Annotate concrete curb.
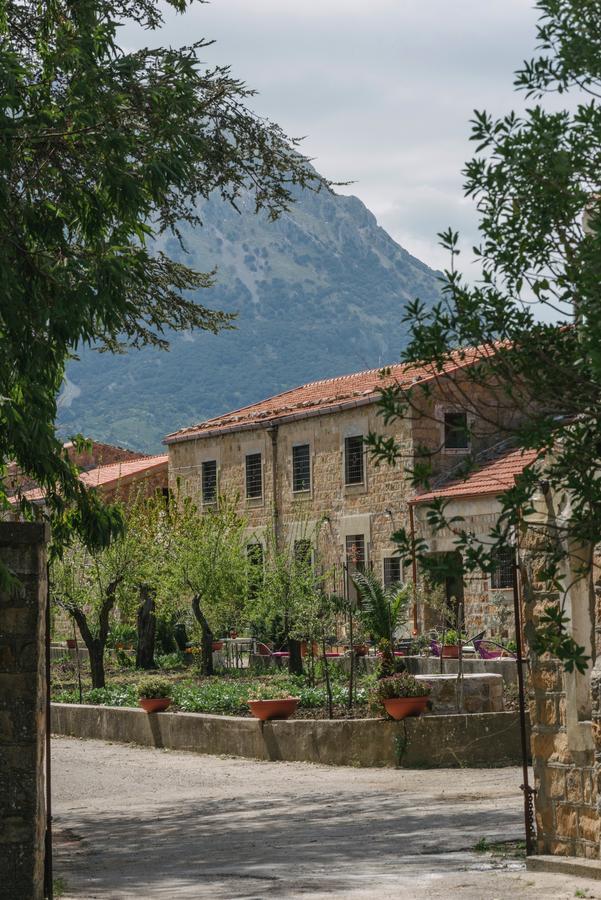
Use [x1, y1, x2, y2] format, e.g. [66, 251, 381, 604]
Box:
[51, 704, 527, 768]
[526, 856, 601, 880]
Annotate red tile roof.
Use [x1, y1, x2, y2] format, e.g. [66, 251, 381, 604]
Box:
[10, 455, 168, 505]
[165, 345, 493, 443]
[411, 444, 541, 504]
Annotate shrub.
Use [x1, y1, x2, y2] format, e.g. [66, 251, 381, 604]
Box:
[156, 652, 186, 670]
[369, 672, 430, 715]
[136, 677, 172, 699]
[247, 681, 299, 701]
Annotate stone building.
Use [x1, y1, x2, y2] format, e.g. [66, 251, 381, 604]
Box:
[412, 440, 601, 860]
[8, 451, 168, 513]
[165, 350, 527, 619]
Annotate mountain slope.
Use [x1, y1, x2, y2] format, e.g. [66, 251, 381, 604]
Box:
[58, 184, 441, 452]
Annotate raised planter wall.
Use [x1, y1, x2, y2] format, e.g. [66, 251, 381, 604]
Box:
[51, 703, 526, 768]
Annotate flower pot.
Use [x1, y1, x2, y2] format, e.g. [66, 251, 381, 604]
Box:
[354, 645, 368, 657]
[139, 698, 171, 713]
[212, 641, 224, 652]
[247, 698, 300, 721]
[441, 644, 460, 659]
[383, 696, 429, 720]
[66, 639, 77, 650]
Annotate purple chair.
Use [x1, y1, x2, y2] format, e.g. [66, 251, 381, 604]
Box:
[474, 639, 515, 660]
[430, 640, 441, 658]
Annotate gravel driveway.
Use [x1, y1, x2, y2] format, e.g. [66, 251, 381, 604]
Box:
[52, 736, 601, 899]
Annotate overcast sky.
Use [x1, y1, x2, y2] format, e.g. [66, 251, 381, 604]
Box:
[127, 1, 541, 271]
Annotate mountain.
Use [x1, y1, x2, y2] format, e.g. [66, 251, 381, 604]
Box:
[58, 183, 441, 452]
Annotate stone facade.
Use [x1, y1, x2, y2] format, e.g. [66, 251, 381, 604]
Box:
[518, 489, 601, 859]
[0, 522, 49, 900]
[412, 495, 516, 638]
[167, 374, 522, 619]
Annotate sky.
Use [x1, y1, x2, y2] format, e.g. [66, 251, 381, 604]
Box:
[126, 1, 541, 272]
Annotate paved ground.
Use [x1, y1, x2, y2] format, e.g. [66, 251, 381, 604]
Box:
[52, 736, 601, 899]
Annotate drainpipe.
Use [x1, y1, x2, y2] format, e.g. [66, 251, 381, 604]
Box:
[512, 525, 536, 856]
[409, 504, 419, 635]
[268, 426, 280, 551]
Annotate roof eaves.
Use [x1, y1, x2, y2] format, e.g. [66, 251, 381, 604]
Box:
[163, 394, 379, 444]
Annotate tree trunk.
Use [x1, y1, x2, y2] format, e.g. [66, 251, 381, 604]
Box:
[192, 595, 214, 676]
[288, 638, 303, 676]
[88, 639, 106, 689]
[66, 577, 121, 690]
[136, 584, 156, 669]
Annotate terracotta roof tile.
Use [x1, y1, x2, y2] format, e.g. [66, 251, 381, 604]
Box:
[411, 444, 541, 504]
[165, 345, 493, 443]
[10, 455, 168, 505]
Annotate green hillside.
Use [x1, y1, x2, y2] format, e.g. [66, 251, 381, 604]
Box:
[58, 183, 440, 452]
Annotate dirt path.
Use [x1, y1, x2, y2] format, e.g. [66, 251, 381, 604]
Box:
[52, 736, 600, 899]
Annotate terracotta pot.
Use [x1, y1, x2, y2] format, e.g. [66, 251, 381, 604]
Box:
[441, 644, 460, 659]
[247, 697, 300, 721]
[383, 696, 429, 720]
[354, 645, 368, 657]
[212, 641, 224, 651]
[66, 639, 77, 650]
[139, 697, 171, 713]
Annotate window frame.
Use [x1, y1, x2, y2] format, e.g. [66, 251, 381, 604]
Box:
[383, 556, 402, 587]
[245, 452, 263, 500]
[490, 546, 514, 590]
[344, 434, 365, 486]
[292, 443, 311, 493]
[201, 459, 218, 504]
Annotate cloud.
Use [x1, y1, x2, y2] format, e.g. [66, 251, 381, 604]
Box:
[123, 0, 542, 270]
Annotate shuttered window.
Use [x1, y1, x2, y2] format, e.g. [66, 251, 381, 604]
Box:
[201, 460, 217, 503]
[245, 453, 263, 499]
[344, 435, 364, 485]
[292, 444, 311, 492]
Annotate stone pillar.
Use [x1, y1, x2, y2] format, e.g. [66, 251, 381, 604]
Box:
[0, 522, 49, 900]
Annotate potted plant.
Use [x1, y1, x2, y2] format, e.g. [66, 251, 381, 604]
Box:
[441, 629, 465, 659]
[247, 682, 300, 721]
[370, 671, 431, 720]
[137, 676, 172, 713]
[66, 638, 77, 650]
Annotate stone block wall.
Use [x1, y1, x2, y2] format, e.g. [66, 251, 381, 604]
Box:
[0, 522, 49, 900]
[519, 496, 600, 859]
[528, 657, 598, 857]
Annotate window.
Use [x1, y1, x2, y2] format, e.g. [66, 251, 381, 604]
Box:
[491, 546, 514, 590]
[294, 539, 313, 569]
[344, 435, 364, 485]
[444, 412, 469, 450]
[292, 444, 311, 492]
[383, 557, 402, 586]
[346, 534, 365, 571]
[245, 453, 262, 499]
[201, 460, 217, 503]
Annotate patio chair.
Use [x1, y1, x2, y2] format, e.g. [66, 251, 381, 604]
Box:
[473, 638, 516, 660]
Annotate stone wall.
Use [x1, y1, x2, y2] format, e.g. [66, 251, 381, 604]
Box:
[168, 380, 524, 611]
[169, 403, 414, 588]
[413, 495, 517, 639]
[519, 490, 600, 859]
[52, 703, 526, 768]
[0, 522, 49, 900]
